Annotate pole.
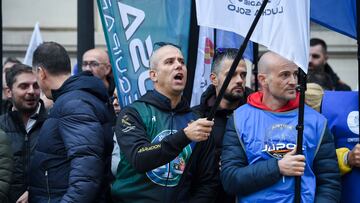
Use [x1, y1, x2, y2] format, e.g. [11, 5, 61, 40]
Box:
[207, 0, 269, 120]
[295, 68, 306, 203]
[357, 0, 360, 139]
[0, 0, 3, 114]
[77, 0, 95, 73]
[183, 1, 199, 103]
[253, 42, 259, 91]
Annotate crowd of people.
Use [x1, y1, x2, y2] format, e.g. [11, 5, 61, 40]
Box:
[0, 38, 357, 203]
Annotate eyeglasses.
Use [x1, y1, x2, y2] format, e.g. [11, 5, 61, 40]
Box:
[82, 61, 107, 68]
[153, 42, 182, 51]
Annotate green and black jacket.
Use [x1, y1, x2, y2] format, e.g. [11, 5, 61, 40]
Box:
[112, 90, 218, 203]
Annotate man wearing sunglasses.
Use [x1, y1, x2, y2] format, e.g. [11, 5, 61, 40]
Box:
[112, 44, 218, 202]
[309, 38, 351, 91]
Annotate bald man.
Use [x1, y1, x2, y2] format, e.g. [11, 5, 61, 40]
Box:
[221, 51, 341, 202]
[112, 44, 218, 202]
[82, 48, 116, 124]
[82, 48, 114, 94]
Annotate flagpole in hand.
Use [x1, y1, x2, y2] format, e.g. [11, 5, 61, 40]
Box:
[207, 0, 269, 121]
[295, 68, 307, 203]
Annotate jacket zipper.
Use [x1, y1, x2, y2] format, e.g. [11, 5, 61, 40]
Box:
[164, 112, 175, 203]
[45, 170, 51, 203]
[24, 133, 30, 188]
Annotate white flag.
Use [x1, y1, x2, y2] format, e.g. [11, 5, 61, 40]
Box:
[196, 0, 309, 73]
[23, 22, 43, 66]
[190, 26, 214, 107]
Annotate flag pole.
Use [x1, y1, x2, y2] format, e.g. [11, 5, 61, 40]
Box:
[356, 0, 360, 140]
[295, 68, 307, 203]
[207, 0, 269, 120]
[253, 42, 259, 91]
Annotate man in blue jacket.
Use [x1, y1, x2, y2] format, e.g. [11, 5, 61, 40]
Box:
[29, 42, 113, 202]
[221, 51, 341, 202]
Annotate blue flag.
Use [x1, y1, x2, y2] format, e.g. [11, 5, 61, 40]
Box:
[310, 0, 357, 39]
[322, 91, 359, 203]
[97, 0, 191, 107]
[216, 30, 254, 62]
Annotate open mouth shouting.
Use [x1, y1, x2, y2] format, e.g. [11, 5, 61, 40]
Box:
[173, 73, 185, 84]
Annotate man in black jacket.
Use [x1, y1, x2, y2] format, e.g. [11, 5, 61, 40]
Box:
[309, 38, 351, 91]
[29, 42, 113, 202]
[0, 63, 47, 203]
[112, 44, 217, 202]
[192, 48, 252, 203]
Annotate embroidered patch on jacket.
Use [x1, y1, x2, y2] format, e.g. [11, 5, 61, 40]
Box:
[146, 129, 192, 187]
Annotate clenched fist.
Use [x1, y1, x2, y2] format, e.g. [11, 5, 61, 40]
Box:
[183, 118, 214, 142]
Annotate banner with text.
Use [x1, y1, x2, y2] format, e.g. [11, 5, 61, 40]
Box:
[196, 0, 310, 73]
[97, 0, 191, 107]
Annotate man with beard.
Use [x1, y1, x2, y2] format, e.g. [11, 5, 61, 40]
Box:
[192, 48, 253, 203]
[0, 64, 47, 203]
[309, 38, 351, 91]
[112, 44, 218, 202]
[221, 51, 341, 202]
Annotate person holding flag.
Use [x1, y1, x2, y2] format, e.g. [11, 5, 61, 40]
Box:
[221, 51, 341, 202]
[112, 44, 218, 202]
[193, 48, 253, 203]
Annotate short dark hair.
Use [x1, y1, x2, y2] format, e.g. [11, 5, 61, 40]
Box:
[33, 41, 71, 75]
[3, 57, 21, 66]
[212, 48, 241, 75]
[310, 38, 327, 53]
[5, 63, 33, 89]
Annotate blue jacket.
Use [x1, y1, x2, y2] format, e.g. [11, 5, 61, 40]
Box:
[221, 104, 341, 203]
[29, 72, 113, 203]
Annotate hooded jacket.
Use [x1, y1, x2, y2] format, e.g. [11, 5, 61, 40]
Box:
[29, 71, 113, 203]
[112, 90, 218, 203]
[0, 100, 47, 202]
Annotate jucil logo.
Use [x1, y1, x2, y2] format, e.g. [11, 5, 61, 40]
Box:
[262, 124, 297, 159]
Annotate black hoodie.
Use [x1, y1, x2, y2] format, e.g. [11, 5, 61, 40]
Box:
[113, 90, 218, 203]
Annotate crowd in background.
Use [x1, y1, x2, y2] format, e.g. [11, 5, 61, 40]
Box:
[0, 37, 357, 203]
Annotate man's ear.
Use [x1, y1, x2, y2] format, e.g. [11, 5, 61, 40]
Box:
[258, 73, 267, 88]
[149, 69, 157, 82]
[210, 73, 218, 87]
[38, 67, 47, 80]
[104, 63, 112, 75]
[4, 87, 11, 99]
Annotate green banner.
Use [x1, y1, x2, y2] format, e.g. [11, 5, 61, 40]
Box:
[97, 0, 191, 107]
